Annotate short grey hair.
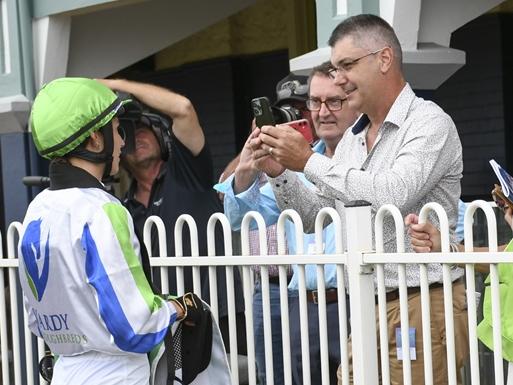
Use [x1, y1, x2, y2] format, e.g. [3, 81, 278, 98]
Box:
[307, 61, 333, 88]
[328, 14, 402, 66]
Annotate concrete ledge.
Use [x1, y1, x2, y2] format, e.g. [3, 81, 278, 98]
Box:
[290, 43, 466, 90]
[0, 94, 31, 133]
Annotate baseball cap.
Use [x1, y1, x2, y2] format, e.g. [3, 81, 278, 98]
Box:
[275, 73, 309, 106]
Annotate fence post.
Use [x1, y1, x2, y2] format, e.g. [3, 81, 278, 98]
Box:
[344, 201, 378, 385]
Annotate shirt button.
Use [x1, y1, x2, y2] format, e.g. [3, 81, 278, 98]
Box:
[275, 183, 280, 187]
[283, 180, 287, 184]
[284, 201, 288, 204]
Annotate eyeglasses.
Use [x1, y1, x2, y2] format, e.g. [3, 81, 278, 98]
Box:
[328, 47, 388, 79]
[306, 97, 345, 111]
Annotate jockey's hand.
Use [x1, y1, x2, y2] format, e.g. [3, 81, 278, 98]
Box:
[170, 293, 204, 326]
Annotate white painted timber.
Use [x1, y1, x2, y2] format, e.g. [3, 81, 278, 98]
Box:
[32, 15, 71, 89]
[0, 94, 30, 133]
[66, 0, 255, 78]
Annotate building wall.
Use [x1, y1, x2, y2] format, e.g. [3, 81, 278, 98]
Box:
[154, 0, 316, 71]
[433, 13, 509, 200]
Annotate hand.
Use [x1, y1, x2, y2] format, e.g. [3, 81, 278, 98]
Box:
[249, 127, 286, 177]
[505, 207, 513, 230]
[95, 78, 121, 90]
[404, 214, 441, 253]
[234, 130, 261, 193]
[170, 300, 185, 320]
[170, 293, 204, 326]
[257, 124, 314, 172]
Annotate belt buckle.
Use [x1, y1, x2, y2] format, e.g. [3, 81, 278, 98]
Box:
[312, 290, 318, 304]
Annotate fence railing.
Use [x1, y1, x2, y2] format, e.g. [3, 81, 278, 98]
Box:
[0, 200, 512, 385]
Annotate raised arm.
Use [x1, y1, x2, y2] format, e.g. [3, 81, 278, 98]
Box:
[305, 114, 461, 210]
[97, 79, 205, 155]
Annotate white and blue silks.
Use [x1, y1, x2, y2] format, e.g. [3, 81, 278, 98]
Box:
[19, 186, 177, 382]
[19, 184, 231, 384]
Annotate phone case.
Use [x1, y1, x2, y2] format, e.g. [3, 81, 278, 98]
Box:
[287, 119, 314, 144]
[251, 97, 275, 128]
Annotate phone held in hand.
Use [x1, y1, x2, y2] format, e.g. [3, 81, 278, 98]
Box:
[490, 159, 513, 210]
[284, 119, 314, 144]
[251, 97, 275, 128]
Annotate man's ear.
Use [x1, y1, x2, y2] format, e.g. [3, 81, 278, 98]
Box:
[379, 46, 394, 74]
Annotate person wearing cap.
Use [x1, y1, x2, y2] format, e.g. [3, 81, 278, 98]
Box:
[18, 77, 191, 384]
[215, 62, 359, 385]
[97, 79, 247, 357]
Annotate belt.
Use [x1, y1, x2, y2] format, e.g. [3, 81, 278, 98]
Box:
[306, 289, 338, 304]
[377, 282, 444, 304]
[268, 275, 292, 285]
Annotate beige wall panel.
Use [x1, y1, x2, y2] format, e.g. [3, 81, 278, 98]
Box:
[155, 0, 290, 70]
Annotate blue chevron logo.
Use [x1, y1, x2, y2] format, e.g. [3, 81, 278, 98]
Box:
[21, 219, 50, 302]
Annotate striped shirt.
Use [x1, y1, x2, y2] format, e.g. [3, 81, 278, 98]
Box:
[270, 84, 464, 289]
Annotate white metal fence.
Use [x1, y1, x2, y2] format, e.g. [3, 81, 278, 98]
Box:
[0, 200, 512, 385]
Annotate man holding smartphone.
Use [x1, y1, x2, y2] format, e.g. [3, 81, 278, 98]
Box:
[216, 62, 359, 385]
[252, 14, 467, 385]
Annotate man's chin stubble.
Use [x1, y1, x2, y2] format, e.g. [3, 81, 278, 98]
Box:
[123, 154, 160, 172]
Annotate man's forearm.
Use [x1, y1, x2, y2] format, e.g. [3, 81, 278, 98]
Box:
[99, 78, 204, 155]
[233, 166, 260, 194]
[99, 79, 190, 118]
[269, 170, 332, 233]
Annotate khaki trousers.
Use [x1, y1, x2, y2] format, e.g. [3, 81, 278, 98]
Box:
[338, 281, 469, 385]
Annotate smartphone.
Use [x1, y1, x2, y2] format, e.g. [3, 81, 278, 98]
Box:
[251, 97, 275, 128]
[285, 119, 314, 144]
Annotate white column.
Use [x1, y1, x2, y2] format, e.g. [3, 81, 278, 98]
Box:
[344, 201, 378, 385]
[32, 15, 70, 90]
[380, 0, 422, 51]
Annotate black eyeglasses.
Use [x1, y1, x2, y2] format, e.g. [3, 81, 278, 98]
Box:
[328, 47, 388, 79]
[306, 97, 345, 111]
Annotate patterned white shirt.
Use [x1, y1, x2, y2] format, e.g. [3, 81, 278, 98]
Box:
[269, 83, 464, 289]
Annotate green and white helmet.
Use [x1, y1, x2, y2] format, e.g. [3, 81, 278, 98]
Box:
[30, 77, 130, 159]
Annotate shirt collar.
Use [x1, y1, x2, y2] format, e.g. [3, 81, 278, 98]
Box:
[312, 140, 326, 154]
[382, 83, 415, 128]
[125, 161, 167, 202]
[351, 83, 415, 134]
[49, 160, 106, 190]
[351, 114, 371, 135]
